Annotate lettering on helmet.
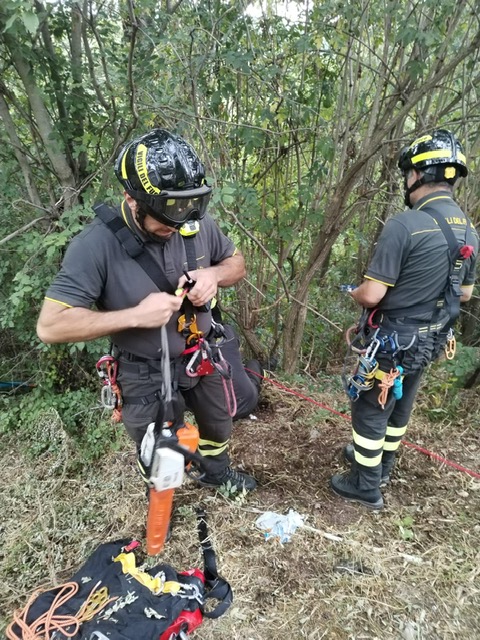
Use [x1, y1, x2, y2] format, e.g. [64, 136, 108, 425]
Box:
[410, 134, 432, 147]
[135, 144, 161, 194]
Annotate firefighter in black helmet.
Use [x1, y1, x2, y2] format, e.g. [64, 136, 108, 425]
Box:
[331, 129, 478, 509]
[37, 128, 258, 492]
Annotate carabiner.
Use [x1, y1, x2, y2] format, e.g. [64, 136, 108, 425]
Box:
[445, 328, 456, 360]
[185, 349, 202, 377]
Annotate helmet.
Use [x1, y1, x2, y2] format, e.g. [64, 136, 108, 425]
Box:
[398, 129, 468, 207]
[398, 129, 468, 179]
[114, 129, 212, 227]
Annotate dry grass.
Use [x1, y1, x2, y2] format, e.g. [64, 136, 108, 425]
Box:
[1, 376, 479, 639]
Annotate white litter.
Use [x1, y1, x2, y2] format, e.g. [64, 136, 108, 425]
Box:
[255, 509, 304, 543]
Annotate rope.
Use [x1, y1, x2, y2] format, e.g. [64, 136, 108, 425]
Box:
[377, 368, 400, 410]
[245, 368, 480, 480]
[6, 581, 116, 640]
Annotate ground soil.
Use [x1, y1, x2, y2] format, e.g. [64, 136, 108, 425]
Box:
[1, 371, 479, 639]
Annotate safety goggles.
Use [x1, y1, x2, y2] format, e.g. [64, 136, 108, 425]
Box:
[129, 185, 212, 227]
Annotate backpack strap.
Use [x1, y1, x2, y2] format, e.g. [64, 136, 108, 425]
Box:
[94, 203, 175, 294]
[196, 508, 233, 619]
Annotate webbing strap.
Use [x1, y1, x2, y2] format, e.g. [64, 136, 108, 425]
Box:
[418, 204, 473, 323]
[421, 208, 461, 258]
[183, 234, 198, 272]
[196, 509, 233, 619]
[94, 203, 175, 294]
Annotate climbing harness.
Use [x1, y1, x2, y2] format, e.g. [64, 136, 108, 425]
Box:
[94, 203, 236, 416]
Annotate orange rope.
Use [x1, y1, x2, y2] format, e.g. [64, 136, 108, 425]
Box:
[377, 368, 400, 410]
[6, 581, 116, 640]
[111, 382, 123, 423]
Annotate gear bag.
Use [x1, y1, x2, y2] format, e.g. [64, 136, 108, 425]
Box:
[7, 511, 232, 640]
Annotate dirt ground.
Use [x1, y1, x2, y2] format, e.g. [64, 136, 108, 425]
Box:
[1, 373, 479, 639]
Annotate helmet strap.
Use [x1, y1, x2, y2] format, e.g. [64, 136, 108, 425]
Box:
[403, 166, 456, 207]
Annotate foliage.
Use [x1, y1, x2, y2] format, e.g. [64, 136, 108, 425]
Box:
[419, 343, 479, 420]
[0, 386, 122, 463]
[0, 0, 479, 434]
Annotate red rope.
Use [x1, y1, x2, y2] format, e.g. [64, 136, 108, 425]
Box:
[246, 368, 480, 480]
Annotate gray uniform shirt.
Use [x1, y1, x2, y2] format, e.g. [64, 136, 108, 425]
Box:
[45, 202, 236, 358]
[365, 192, 478, 317]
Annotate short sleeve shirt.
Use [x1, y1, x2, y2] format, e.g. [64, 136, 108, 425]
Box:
[45, 203, 237, 358]
[365, 192, 478, 316]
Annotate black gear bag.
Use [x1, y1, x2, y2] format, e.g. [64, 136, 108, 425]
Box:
[7, 510, 232, 640]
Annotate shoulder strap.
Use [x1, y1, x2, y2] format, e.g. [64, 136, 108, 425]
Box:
[183, 235, 198, 272]
[417, 204, 472, 324]
[419, 206, 461, 261]
[93, 203, 174, 294]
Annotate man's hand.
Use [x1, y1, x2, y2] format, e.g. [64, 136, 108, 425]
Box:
[133, 292, 183, 328]
[177, 269, 218, 308]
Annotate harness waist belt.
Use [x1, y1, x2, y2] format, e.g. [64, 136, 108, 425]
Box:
[116, 349, 158, 362]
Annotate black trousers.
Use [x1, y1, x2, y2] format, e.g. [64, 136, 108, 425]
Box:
[349, 320, 440, 490]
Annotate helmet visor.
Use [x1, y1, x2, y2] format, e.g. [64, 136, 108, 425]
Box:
[129, 185, 212, 227]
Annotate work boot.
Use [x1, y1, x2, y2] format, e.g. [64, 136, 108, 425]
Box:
[330, 472, 384, 510]
[197, 466, 257, 492]
[343, 443, 391, 486]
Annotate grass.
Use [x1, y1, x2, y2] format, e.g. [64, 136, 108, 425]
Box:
[1, 370, 479, 639]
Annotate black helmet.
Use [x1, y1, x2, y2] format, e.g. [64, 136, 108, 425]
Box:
[398, 129, 468, 207]
[114, 129, 212, 227]
[398, 129, 468, 179]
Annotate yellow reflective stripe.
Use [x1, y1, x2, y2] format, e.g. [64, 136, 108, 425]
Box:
[352, 430, 384, 451]
[120, 143, 132, 179]
[383, 440, 402, 452]
[198, 438, 229, 457]
[364, 276, 394, 287]
[198, 443, 229, 457]
[198, 438, 228, 448]
[44, 297, 72, 308]
[386, 424, 407, 437]
[135, 143, 161, 194]
[411, 149, 464, 164]
[121, 199, 134, 229]
[355, 451, 383, 467]
[417, 195, 451, 209]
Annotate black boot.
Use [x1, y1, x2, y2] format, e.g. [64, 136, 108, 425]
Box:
[197, 466, 257, 492]
[330, 462, 384, 509]
[343, 443, 391, 486]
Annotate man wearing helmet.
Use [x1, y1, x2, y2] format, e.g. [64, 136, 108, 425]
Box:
[37, 128, 257, 492]
[331, 129, 478, 509]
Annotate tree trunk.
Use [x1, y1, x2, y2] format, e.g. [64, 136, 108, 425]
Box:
[7, 38, 77, 211]
[0, 93, 42, 209]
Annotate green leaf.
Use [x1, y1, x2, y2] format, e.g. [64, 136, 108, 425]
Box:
[22, 12, 39, 34]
